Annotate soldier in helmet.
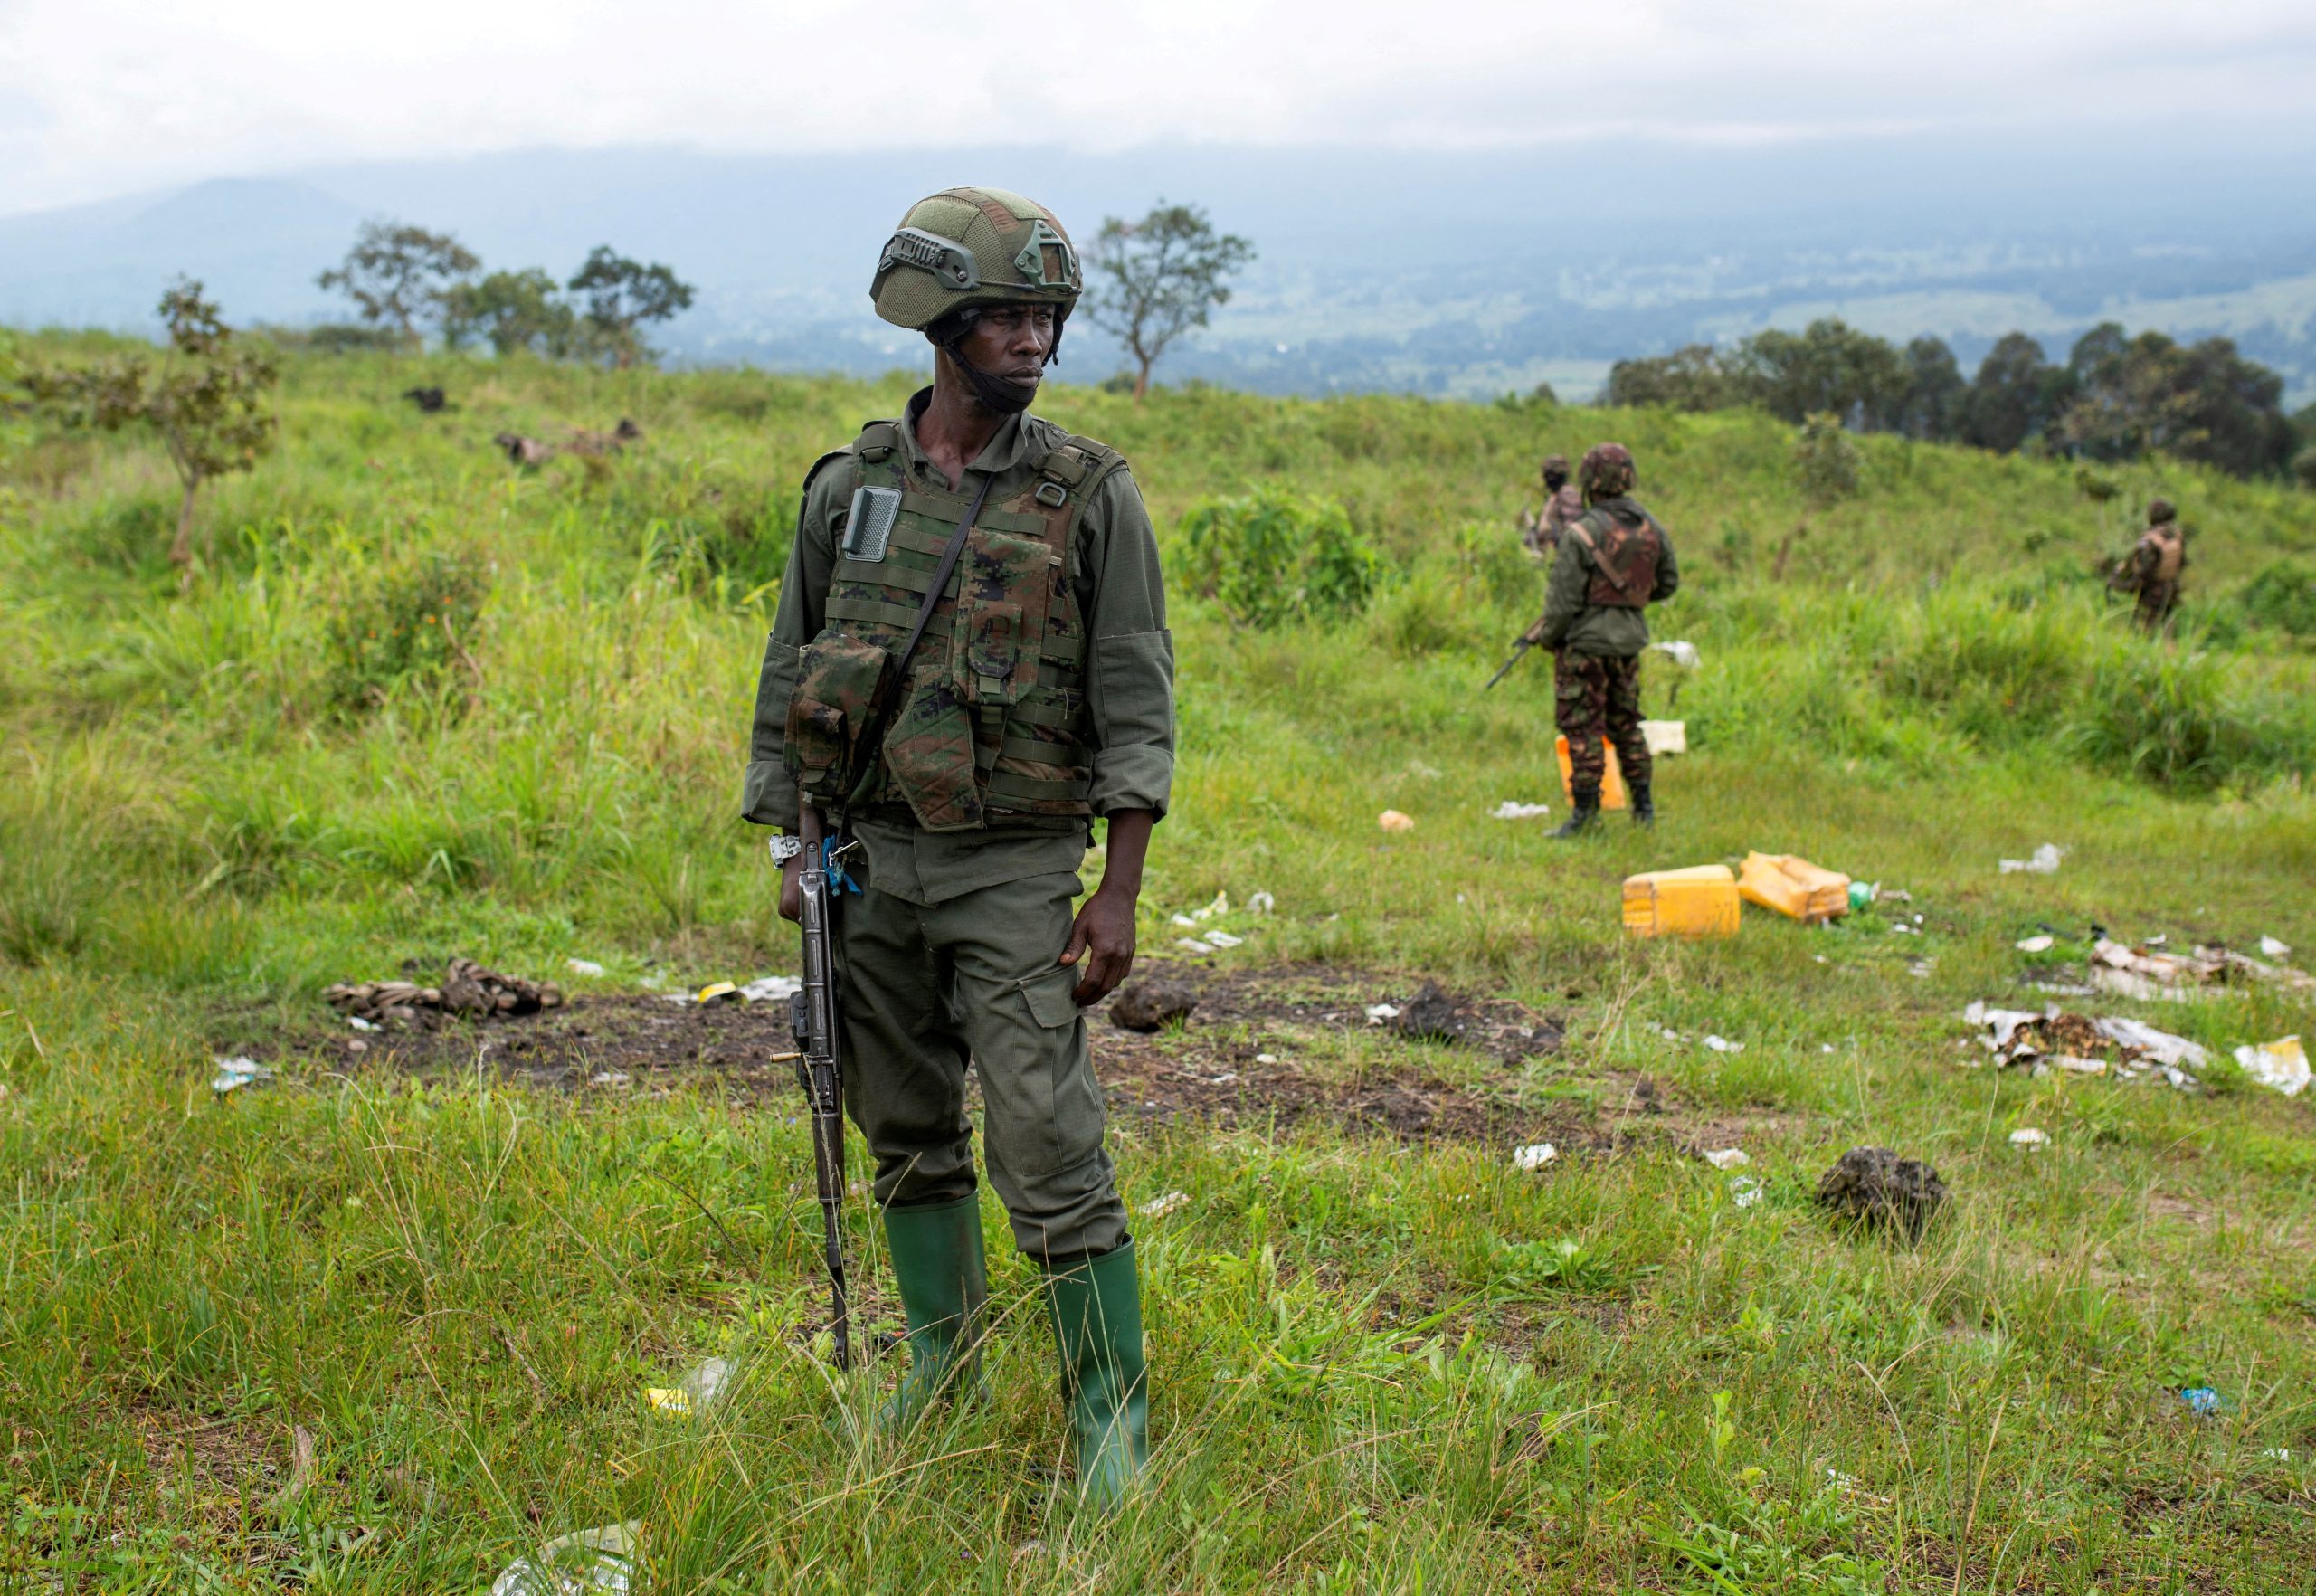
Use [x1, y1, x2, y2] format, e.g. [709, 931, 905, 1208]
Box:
[1520, 453, 1585, 557]
[2110, 497, 2186, 634]
[742, 187, 1172, 1507]
[1525, 442, 1680, 836]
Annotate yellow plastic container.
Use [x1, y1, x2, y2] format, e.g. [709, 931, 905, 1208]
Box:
[1624, 864, 1740, 938]
[1737, 852, 1852, 923]
[1555, 735, 1628, 810]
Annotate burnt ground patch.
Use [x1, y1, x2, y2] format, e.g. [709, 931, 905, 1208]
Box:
[217, 959, 1680, 1152]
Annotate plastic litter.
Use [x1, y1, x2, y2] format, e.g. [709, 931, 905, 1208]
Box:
[2234, 1036, 2310, 1097]
[2016, 935, 2055, 954]
[1637, 720, 1687, 756]
[2008, 1127, 2048, 1149]
[1254, 1052, 1279, 1064]
[1191, 891, 1229, 921]
[643, 1357, 733, 1420]
[1998, 844, 2064, 876]
[1170, 914, 1198, 928]
[1624, 864, 1739, 939]
[1703, 1035, 1744, 1054]
[694, 982, 738, 1004]
[1378, 810, 1416, 832]
[1738, 852, 1851, 923]
[1556, 735, 1628, 810]
[1365, 1003, 1400, 1022]
[1203, 930, 1245, 949]
[590, 1071, 631, 1088]
[1702, 1148, 1749, 1170]
[565, 958, 606, 978]
[1647, 640, 1701, 670]
[1729, 1176, 1765, 1209]
[1513, 1143, 1558, 1172]
[2179, 1387, 2223, 1418]
[1963, 1002, 2207, 1088]
[1247, 891, 1276, 914]
[738, 976, 801, 1003]
[2260, 936, 2292, 960]
[211, 1057, 272, 1095]
[1491, 800, 1554, 821]
[1136, 1191, 1190, 1219]
[1848, 881, 1879, 910]
[490, 1522, 640, 1596]
[1176, 938, 1216, 955]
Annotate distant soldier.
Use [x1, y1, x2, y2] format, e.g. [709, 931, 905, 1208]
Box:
[1526, 442, 1680, 835]
[2111, 498, 2185, 634]
[1519, 453, 1585, 556]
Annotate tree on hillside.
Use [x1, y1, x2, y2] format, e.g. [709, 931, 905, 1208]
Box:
[2056, 325, 2295, 478]
[318, 220, 480, 348]
[1894, 337, 1966, 441]
[1083, 202, 1255, 401]
[1602, 344, 1745, 412]
[445, 268, 581, 358]
[1962, 333, 2062, 453]
[1733, 318, 1909, 428]
[567, 247, 696, 368]
[23, 280, 278, 575]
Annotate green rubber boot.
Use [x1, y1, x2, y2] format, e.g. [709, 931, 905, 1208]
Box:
[879, 1194, 988, 1429]
[1042, 1241, 1150, 1510]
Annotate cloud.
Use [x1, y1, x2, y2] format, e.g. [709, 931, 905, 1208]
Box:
[4, 0, 2311, 214]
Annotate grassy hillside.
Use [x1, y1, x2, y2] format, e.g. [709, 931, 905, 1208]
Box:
[5, 347, 2316, 1592]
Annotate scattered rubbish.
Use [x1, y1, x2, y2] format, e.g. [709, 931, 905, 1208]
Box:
[1393, 981, 1473, 1044]
[1491, 800, 1554, 821]
[1648, 640, 1701, 670]
[1891, 923, 1921, 936]
[2016, 935, 2055, 954]
[1637, 719, 1687, 756]
[1998, 844, 2064, 876]
[2266, 1448, 2293, 1461]
[643, 1358, 732, 1420]
[1848, 881, 1879, 910]
[1821, 1043, 1836, 1054]
[1556, 735, 1629, 809]
[1176, 938, 1216, 955]
[1254, 1053, 1279, 1064]
[489, 1521, 641, 1596]
[2260, 936, 2292, 961]
[1729, 1176, 1765, 1209]
[1378, 810, 1417, 833]
[2008, 1127, 2049, 1149]
[565, 958, 606, 978]
[1191, 891, 1229, 921]
[694, 982, 739, 1004]
[211, 1056, 272, 1095]
[1365, 1003, 1401, 1023]
[589, 1071, 631, 1088]
[1247, 891, 1275, 915]
[2178, 1387, 2223, 1419]
[2091, 937, 2314, 1002]
[1964, 1002, 2207, 1088]
[1703, 1035, 1744, 1054]
[347, 1015, 378, 1031]
[2234, 1036, 2310, 1097]
[1816, 1147, 1947, 1240]
[1171, 914, 1199, 928]
[1203, 930, 1245, 949]
[1738, 852, 1852, 923]
[1907, 960, 1935, 979]
[1137, 1191, 1190, 1219]
[1514, 1143, 1558, 1172]
[1702, 1148, 1750, 1170]
[1109, 979, 1199, 1033]
[326, 960, 565, 1029]
[1624, 864, 1739, 939]
[738, 976, 801, 1003]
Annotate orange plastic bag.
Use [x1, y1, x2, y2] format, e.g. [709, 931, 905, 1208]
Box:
[1737, 852, 1851, 923]
[1623, 865, 1739, 938]
[1555, 736, 1628, 811]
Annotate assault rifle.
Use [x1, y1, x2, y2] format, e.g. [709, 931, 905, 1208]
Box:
[1485, 632, 1546, 690]
[786, 806, 852, 1367]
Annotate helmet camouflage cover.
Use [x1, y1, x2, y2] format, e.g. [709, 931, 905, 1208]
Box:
[871, 186, 1081, 330]
[2149, 498, 2177, 525]
[1580, 442, 1637, 499]
[1541, 453, 1570, 480]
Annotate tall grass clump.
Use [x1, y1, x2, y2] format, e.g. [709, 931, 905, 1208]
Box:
[323, 544, 492, 714]
[1177, 484, 1385, 628]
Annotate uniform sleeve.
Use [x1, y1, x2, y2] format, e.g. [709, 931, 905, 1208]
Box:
[1539, 525, 1588, 651]
[1650, 527, 1680, 604]
[740, 457, 848, 827]
[1077, 465, 1176, 820]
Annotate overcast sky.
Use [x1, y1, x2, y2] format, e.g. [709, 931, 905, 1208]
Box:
[4, 0, 2312, 217]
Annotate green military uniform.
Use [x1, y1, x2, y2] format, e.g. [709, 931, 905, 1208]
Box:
[1535, 442, 1679, 834]
[741, 186, 1169, 1508]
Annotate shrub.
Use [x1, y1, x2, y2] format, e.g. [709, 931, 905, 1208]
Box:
[1176, 484, 1385, 628]
[324, 546, 491, 713]
[1792, 413, 1859, 507]
[2240, 559, 2316, 638]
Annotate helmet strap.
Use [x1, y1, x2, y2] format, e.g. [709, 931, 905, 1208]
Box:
[928, 306, 1068, 418]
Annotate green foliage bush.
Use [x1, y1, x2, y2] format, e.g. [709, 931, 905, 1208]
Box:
[2239, 558, 2316, 637]
[324, 546, 491, 713]
[1176, 483, 1385, 628]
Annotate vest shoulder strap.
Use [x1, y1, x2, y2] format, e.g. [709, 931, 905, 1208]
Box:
[1031, 432, 1130, 507]
[855, 420, 904, 461]
[1564, 516, 1633, 594]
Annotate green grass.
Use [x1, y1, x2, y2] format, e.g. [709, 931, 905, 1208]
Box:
[5, 347, 2316, 1591]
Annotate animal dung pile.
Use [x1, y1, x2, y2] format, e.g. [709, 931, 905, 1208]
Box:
[325, 959, 565, 1029]
[1815, 1146, 1948, 1241]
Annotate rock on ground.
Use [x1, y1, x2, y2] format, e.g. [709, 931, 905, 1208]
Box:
[1108, 979, 1199, 1033]
[1393, 981, 1472, 1044]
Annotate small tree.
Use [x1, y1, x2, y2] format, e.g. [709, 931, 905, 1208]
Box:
[318, 220, 480, 348]
[446, 268, 581, 357]
[1793, 412, 1860, 508]
[24, 280, 279, 573]
[567, 247, 695, 368]
[1083, 202, 1254, 401]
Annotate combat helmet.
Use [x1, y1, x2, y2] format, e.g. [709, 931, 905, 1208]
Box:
[2149, 498, 2177, 525]
[1541, 453, 1571, 484]
[1580, 442, 1637, 502]
[872, 187, 1081, 329]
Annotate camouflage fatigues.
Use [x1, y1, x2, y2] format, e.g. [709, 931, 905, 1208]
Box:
[1555, 652, 1651, 792]
[1524, 482, 1585, 555]
[2111, 512, 2185, 635]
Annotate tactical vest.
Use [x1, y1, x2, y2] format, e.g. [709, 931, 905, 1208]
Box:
[2139, 525, 2183, 584]
[783, 419, 1125, 832]
[1569, 508, 1664, 609]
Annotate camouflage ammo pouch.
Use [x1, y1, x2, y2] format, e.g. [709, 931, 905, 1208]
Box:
[788, 420, 1124, 831]
[1570, 510, 1664, 609]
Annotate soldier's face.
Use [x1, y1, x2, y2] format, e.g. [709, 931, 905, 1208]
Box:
[963, 305, 1057, 382]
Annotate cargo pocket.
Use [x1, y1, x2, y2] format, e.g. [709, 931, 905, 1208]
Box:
[887, 694, 982, 831]
[783, 632, 894, 801]
[1008, 964, 1103, 1176]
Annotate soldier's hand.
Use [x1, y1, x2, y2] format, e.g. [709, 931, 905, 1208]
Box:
[1059, 886, 1137, 1006]
[1521, 618, 1548, 646]
[778, 852, 806, 923]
